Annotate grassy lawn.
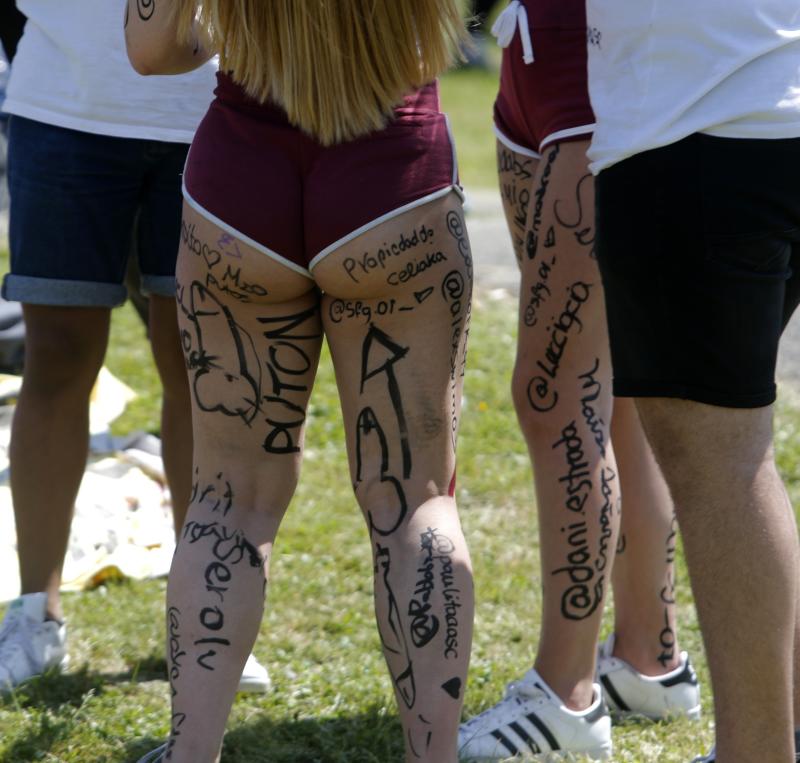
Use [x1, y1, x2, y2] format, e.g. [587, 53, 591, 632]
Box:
[3, 291, 800, 761]
[2, 68, 800, 763]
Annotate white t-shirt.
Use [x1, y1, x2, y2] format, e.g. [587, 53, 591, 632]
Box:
[3, 0, 217, 143]
[587, 0, 800, 173]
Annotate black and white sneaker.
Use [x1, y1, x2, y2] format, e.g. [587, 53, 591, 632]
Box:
[596, 635, 701, 721]
[458, 668, 612, 760]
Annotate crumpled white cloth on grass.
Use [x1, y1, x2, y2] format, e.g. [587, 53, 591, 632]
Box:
[0, 368, 176, 603]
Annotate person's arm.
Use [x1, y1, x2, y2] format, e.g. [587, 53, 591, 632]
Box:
[124, 0, 212, 75]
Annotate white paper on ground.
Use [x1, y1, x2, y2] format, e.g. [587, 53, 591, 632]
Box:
[0, 368, 176, 603]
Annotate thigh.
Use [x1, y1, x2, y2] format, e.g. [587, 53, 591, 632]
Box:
[635, 397, 775, 499]
[21, 304, 111, 389]
[514, 139, 611, 419]
[136, 140, 190, 297]
[314, 192, 471, 527]
[5, 117, 143, 307]
[496, 140, 540, 264]
[176, 205, 322, 506]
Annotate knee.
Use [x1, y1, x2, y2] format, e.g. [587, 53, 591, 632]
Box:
[148, 299, 188, 398]
[511, 361, 566, 441]
[355, 475, 416, 538]
[511, 355, 614, 452]
[23, 320, 107, 398]
[153, 344, 189, 402]
[191, 450, 301, 524]
[356, 479, 464, 547]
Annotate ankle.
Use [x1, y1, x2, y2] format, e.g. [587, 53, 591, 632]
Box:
[534, 663, 595, 711]
[19, 589, 63, 623]
[612, 634, 681, 676]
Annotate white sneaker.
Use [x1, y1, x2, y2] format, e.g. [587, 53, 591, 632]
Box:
[458, 668, 612, 761]
[596, 635, 701, 721]
[0, 592, 68, 691]
[238, 652, 271, 693]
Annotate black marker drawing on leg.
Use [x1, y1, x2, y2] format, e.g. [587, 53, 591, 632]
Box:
[578, 358, 606, 457]
[526, 281, 593, 413]
[422, 527, 462, 660]
[528, 144, 560, 261]
[181, 520, 265, 671]
[258, 307, 321, 454]
[165, 711, 186, 761]
[658, 517, 679, 667]
[355, 407, 409, 536]
[498, 147, 534, 259]
[414, 287, 434, 304]
[554, 173, 596, 256]
[136, 0, 155, 21]
[167, 606, 186, 699]
[182, 282, 262, 425]
[409, 530, 442, 649]
[552, 421, 602, 621]
[441, 270, 468, 448]
[442, 677, 462, 699]
[190, 468, 234, 516]
[446, 211, 473, 280]
[374, 543, 416, 709]
[360, 324, 412, 479]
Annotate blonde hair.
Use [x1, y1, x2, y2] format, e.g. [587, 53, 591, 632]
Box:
[177, 1, 466, 145]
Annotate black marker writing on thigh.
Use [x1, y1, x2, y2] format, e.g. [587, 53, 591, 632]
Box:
[258, 307, 321, 455]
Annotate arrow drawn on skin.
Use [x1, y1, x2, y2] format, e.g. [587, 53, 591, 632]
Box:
[414, 287, 434, 304]
[361, 324, 411, 479]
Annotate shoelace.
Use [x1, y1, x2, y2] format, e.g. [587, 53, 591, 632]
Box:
[491, 0, 535, 64]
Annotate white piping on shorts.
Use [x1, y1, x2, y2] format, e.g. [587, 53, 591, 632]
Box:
[539, 123, 596, 151]
[494, 124, 541, 159]
[492, 1, 534, 63]
[308, 184, 464, 271]
[444, 113, 460, 187]
[309, 114, 464, 270]
[182, 181, 313, 279]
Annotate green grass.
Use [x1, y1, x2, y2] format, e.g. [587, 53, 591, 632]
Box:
[440, 67, 501, 193]
[5, 292, 800, 761]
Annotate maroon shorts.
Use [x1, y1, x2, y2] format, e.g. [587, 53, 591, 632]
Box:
[493, 0, 595, 158]
[183, 74, 460, 276]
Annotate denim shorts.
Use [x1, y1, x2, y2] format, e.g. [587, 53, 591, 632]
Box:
[596, 133, 800, 409]
[3, 116, 189, 307]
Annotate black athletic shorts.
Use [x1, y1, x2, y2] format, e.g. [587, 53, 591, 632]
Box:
[595, 133, 800, 409]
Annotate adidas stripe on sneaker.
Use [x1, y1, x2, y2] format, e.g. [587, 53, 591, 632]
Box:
[458, 668, 611, 761]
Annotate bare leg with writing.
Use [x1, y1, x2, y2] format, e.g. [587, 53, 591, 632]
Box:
[162, 207, 322, 763]
[316, 192, 474, 763]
